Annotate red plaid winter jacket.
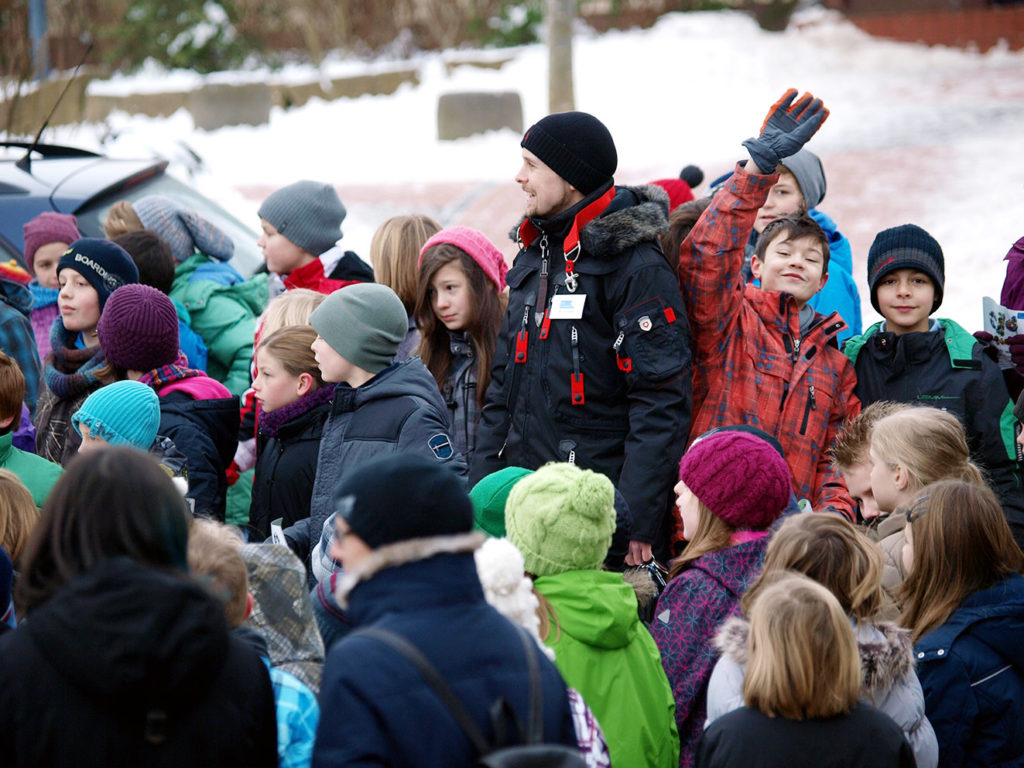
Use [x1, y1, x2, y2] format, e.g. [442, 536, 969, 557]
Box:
[678, 163, 859, 519]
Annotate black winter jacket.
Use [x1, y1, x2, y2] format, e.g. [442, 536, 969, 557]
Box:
[159, 390, 240, 521]
[845, 320, 1024, 547]
[249, 385, 332, 541]
[471, 183, 692, 546]
[0, 558, 277, 768]
[696, 703, 915, 768]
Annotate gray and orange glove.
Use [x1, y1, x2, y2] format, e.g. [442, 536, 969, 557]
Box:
[742, 88, 829, 173]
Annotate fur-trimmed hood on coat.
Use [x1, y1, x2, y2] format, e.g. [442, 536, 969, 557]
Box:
[715, 615, 913, 692]
[512, 183, 671, 261]
[335, 531, 485, 607]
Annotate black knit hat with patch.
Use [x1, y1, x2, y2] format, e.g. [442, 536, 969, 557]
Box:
[521, 111, 617, 196]
[867, 224, 945, 314]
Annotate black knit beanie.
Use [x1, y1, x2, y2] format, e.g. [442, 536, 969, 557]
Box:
[521, 111, 617, 195]
[333, 454, 472, 549]
[867, 224, 945, 313]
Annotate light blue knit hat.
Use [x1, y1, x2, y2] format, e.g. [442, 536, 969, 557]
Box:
[72, 381, 161, 450]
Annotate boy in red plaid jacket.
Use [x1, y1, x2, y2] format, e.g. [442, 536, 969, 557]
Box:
[678, 90, 859, 519]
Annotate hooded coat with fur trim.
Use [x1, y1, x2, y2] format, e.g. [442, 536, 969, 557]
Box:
[312, 535, 578, 768]
[471, 183, 692, 550]
[707, 616, 938, 768]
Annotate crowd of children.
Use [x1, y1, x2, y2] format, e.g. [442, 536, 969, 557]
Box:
[0, 86, 1021, 768]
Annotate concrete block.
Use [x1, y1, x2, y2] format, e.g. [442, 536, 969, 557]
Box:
[437, 91, 522, 141]
[188, 82, 271, 130]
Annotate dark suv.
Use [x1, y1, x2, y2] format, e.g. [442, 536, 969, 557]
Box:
[0, 141, 262, 275]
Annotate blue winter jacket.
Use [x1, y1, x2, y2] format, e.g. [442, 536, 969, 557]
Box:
[313, 550, 578, 768]
[915, 573, 1024, 768]
[807, 209, 861, 344]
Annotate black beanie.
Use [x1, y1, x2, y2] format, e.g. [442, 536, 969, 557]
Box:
[521, 111, 617, 195]
[57, 238, 140, 310]
[332, 454, 472, 549]
[867, 224, 945, 314]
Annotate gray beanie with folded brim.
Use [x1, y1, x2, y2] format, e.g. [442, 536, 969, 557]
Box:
[779, 149, 826, 210]
[309, 283, 407, 373]
[258, 180, 346, 256]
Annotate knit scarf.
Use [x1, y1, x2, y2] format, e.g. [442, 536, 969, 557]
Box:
[259, 384, 334, 438]
[138, 352, 206, 390]
[29, 281, 60, 309]
[44, 322, 108, 400]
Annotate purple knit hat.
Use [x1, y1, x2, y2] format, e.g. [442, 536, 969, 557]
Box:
[97, 284, 180, 372]
[23, 212, 81, 274]
[678, 431, 791, 530]
[419, 226, 508, 292]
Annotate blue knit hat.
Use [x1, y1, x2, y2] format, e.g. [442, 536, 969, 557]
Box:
[258, 181, 346, 256]
[72, 381, 161, 450]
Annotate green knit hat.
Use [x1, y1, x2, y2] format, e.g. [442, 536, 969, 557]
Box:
[505, 462, 616, 577]
[470, 467, 533, 538]
[309, 283, 407, 374]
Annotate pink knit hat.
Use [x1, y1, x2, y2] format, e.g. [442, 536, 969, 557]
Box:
[23, 212, 81, 274]
[419, 226, 508, 292]
[678, 431, 792, 530]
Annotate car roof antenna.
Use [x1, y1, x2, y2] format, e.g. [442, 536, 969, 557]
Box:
[16, 41, 94, 175]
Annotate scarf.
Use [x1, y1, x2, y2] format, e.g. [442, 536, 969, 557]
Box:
[29, 281, 60, 309]
[44, 322, 107, 399]
[138, 352, 206, 390]
[259, 384, 334, 438]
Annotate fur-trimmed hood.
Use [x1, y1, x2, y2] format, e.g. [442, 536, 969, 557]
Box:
[512, 184, 670, 261]
[335, 531, 485, 607]
[715, 616, 914, 692]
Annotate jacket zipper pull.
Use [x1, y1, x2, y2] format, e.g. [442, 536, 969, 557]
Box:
[792, 336, 801, 363]
[570, 325, 584, 405]
[516, 295, 534, 364]
[535, 238, 549, 327]
[808, 384, 816, 410]
[613, 330, 632, 372]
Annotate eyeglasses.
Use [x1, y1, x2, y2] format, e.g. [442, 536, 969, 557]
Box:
[906, 494, 931, 524]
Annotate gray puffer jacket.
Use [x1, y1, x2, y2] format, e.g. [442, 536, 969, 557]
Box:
[707, 616, 938, 768]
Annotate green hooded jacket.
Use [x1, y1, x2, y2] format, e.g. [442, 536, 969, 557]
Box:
[536, 569, 679, 768]
[170, 255, 268, 396]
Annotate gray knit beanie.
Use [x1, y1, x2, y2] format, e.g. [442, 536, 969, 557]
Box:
[778, 149, 826, 209]
[258, 181, 346, 256]
[309, 283, 406, 373]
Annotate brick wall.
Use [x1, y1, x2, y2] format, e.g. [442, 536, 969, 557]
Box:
[824, 2, 1024, 51]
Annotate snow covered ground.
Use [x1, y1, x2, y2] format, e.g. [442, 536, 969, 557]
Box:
[42, 7, 1024, 329]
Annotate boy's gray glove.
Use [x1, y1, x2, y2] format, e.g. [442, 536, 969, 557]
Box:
[742, 88, 829, 173]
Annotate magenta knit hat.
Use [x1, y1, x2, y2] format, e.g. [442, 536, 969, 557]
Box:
[419, 226, 508, 292]
[678, 431, 791, 530]
[97, 284, 180, 372]
[23, 212, 81, 273]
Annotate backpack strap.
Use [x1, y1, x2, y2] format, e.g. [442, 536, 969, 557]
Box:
[353, 625, 547, 749]
[353, 626, 490, 754]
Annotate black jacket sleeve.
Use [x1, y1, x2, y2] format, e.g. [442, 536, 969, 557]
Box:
[610, 248, 693, 543]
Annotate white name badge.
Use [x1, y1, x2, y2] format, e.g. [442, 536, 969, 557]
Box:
[270, 518, 285, 546]
[549, 293, 587, 320]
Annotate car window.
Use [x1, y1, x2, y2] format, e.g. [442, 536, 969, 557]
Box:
[75, 174, 263, 277]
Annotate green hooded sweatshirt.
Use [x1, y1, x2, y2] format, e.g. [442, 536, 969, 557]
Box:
[536, 569, 679, 768]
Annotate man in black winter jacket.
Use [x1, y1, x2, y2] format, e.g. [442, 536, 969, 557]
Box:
[470, 111, 692, 565]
